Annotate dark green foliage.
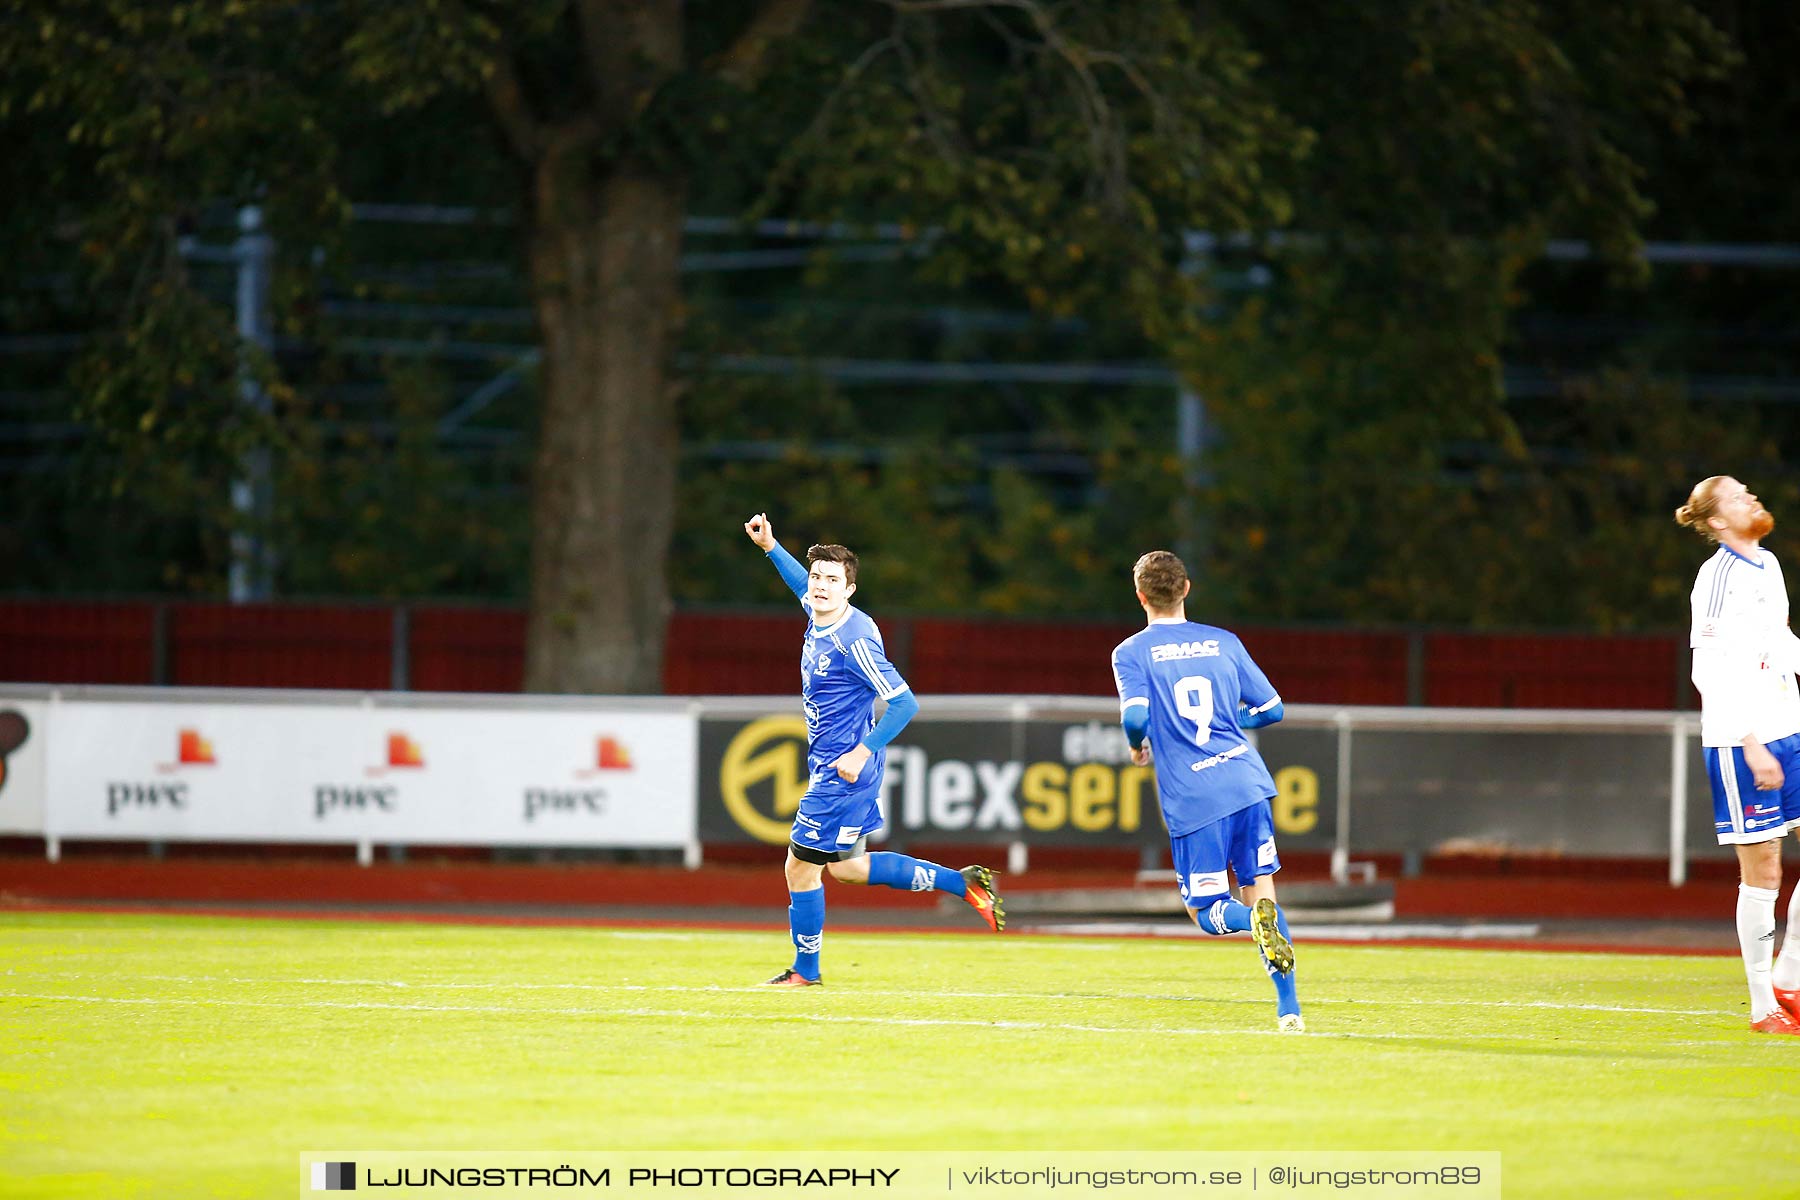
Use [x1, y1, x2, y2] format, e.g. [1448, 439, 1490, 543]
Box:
[0, 0, 1771, 643]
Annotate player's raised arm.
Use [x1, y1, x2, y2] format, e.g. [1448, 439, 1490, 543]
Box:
[744, 512, 809, 602]
[743, 511, 775, 551]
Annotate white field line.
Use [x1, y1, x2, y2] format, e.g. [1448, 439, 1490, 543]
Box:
[1, 971, 1739, 1018]
[0, 989, 1745, 1046]
[1, 922, 1722, 960]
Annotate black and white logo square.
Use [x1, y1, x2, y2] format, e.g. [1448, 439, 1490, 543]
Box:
[311, 1161, 356, 1191]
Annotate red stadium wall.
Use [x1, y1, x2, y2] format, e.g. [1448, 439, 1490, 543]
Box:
[0, 600, 157, 684]
[168, 603, 393, 690]
[0, 597, 1693, 709]
[408, 607, 526, 693]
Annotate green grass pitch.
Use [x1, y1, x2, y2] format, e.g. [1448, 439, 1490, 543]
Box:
[3, 910, 1797, 1199]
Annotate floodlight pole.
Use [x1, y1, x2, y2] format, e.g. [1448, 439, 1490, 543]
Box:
[1175, 387, 1208, 565]
[230, 205, 276, 602]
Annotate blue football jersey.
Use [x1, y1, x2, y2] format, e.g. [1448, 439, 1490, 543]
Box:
[800, 603, 910, 793]
[1111, 619, 1281, 835]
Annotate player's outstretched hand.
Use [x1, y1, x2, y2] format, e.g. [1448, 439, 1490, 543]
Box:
[744, 512, 775, 551]
[1130, 742, 1152, 767]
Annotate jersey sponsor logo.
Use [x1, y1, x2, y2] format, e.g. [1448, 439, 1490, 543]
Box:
[1189, 743, 1250, 773]
[1150, 639, 1222, 663]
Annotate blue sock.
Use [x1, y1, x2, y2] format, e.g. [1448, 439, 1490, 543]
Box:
[1201, 897, 1254, 934]
[788, 889, 824, 980]
[1261, 906, 1301, 1017]
[865, 852, 966, 897]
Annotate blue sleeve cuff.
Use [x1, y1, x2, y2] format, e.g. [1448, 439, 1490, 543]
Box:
[1122, 703, 1150, 750]
[861, 691, 919, 751]
[766, 542, 810, 602]
[1239, 699, 1284, 730]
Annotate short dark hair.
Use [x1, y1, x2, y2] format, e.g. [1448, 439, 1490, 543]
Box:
[807, 543, 858, 587]
[1132, 550, 1188, 610]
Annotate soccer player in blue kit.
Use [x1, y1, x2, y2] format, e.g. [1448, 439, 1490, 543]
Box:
[1111, 550, 1304, 1032]
[743, 513, 1005, 987]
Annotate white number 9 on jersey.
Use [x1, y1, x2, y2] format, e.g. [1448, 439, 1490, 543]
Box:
[1172, 675, 1215, 745]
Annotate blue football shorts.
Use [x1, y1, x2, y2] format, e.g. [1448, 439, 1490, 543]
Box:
[1169, 800, 1281, 907]
[788, 776, 885, 861]
[1705, 731, 1800, 845]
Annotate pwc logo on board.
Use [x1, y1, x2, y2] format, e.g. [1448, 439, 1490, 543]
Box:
[364, 732, 425, 777]
[156, 728, 217, 772]
[106, 727, 214, 817]
[313, 731, 420, 821]
[576, 736, 634, 778]
[521, 735, 631, 823]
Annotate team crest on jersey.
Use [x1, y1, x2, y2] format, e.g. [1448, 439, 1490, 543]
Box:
[815, 652, 832, 675]
[1151, 640, 1222, 662]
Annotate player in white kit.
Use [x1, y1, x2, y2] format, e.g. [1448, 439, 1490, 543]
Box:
[1677, 476, 1800, 1034]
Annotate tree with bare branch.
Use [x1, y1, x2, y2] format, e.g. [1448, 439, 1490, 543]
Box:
[1, 0, 1735, 681]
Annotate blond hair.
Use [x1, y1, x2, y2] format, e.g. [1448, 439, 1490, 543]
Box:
[1674, 476, 1731, 542]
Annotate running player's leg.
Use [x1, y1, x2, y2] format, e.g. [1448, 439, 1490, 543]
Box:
[764, 847, 827, 987]
[765, 786, 865, 987]
[820, 793, 1003, 931]
[831, 849, 1005, 932]
[1171, 821, 1257, 936]
[1231, 804, 1301, 1029]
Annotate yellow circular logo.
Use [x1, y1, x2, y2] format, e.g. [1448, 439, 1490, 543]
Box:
[719, 715, 811, 845]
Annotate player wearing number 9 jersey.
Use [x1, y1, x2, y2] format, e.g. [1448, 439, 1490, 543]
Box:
[1111, 550, 1303, 1032]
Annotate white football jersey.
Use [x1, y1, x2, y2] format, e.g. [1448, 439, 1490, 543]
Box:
[1689, 544, 1800, 747]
